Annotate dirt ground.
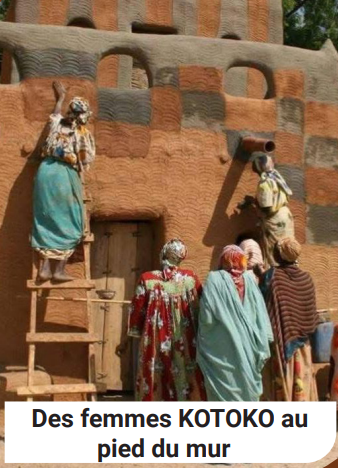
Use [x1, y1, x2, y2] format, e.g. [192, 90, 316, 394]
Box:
[0, 436, 337, 468]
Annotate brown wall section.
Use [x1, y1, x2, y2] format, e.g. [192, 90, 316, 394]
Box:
[146, 0, 173, 26]
[96, 121, 151, 159]
[0, 85, 33, 365]
[275, 132, 304, 165]
[246, 68, 266, 99]
[225, 96, 277, 132]
[305, 102, 338, 139]
[248, 0, 269, 42]
[301, 245, 338, 311]
[179, 66, 223, 92]
[151, 87, 182, 131]
[306, 167, 338, 206]
[97, 56, 119, 88]
[39, 0, 70, 25]
[93, 0, 118, 30]
[274, 69, 305, 99]
[21, 78, 98, 123]
[289, 199, 306, 244]
[197, 0, 221, 37]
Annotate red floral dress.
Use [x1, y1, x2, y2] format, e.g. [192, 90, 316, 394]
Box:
[128, 267, 206, 401]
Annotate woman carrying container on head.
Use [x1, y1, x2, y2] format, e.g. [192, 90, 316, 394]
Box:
[247, 153, 295, 268]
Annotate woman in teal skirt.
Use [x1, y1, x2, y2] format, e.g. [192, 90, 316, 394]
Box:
[31, 81, 95, 282]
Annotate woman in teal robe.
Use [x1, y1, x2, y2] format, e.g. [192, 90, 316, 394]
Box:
[197, 245, 273, 401]
[31, 81, 95, 282]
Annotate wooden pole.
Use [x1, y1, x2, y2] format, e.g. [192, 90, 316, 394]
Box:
[45, 296, 132, 305]
[15, 295, 131, 304]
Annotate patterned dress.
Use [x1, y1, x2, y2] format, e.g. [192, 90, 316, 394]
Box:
[256, 177, 295, 268]
[41, 114, 95, 168]
[128, 267, 206, 401]
[263, 343, 318, 402]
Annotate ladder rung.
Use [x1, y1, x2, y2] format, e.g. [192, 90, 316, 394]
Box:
[26, 333, 100, 343]
[27, 279, 95, 290]
[83, 233, 94, 243]
[17, 383, 105, 396]
[46, 296, 131, 304]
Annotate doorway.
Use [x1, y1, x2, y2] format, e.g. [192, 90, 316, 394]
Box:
[90, 221, 153, 391]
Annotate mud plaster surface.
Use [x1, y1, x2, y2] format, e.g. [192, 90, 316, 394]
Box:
[14, 0, 283, 41]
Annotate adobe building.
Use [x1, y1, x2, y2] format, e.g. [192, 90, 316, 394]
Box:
[0, 0, 337, 396]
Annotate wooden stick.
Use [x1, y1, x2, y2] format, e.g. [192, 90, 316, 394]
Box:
[46, 296, 132, 305]
[274, 342, 291, 402]
[18, 383, 105, 396]
[16, 295, 131, 304]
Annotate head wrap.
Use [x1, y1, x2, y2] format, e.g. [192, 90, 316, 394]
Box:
[239, 239, 263, 269]
[276, 237, 301, 264]
[218, 244, 247, 272]
[253, 153, 293, 197]
[219, 245, 247, 301]
[67, 97, 92, 125]
[160, 239, 187, 269]
[253, 153, 274, 173]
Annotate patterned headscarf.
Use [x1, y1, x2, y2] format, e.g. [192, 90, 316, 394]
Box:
[219, 245, 247, 272]
[219, 245, 247, 301]
[160, 239, 187, 269]
[253, 153, 293, 197]
[67, 97, 92, 125]
[239, 239, 263, 269]
[277, 237, 301, 264]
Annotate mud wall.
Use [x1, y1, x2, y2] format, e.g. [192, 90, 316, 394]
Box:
[0, 10, 337, 377]
[5, 0, 283, 94]
[13, 0, 283, 42]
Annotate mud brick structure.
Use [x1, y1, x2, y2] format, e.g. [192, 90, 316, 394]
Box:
[0, 0, 337, 391]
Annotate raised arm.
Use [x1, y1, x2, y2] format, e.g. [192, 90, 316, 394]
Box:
[52, 81, 66, 115]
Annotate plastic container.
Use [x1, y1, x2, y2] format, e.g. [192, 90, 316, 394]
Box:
[312, 320, 334, 363]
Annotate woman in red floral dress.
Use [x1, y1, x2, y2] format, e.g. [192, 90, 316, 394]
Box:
[128, 239, 206, 401]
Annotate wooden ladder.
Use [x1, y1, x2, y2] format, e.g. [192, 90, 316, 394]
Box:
[17, 175, 103, 401]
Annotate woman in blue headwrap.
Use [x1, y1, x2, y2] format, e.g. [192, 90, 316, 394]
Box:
[31, 81, 95, 282]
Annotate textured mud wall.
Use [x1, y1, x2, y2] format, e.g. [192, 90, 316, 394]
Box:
[9, 0, 283, 96]
[13, 0, 283, 41]
[0, 16, 337, 376]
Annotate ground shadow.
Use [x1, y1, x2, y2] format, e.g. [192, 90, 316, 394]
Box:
[0, 158, 37, 366]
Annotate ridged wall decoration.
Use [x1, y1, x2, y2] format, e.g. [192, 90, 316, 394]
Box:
[68, 0, 94, 24]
